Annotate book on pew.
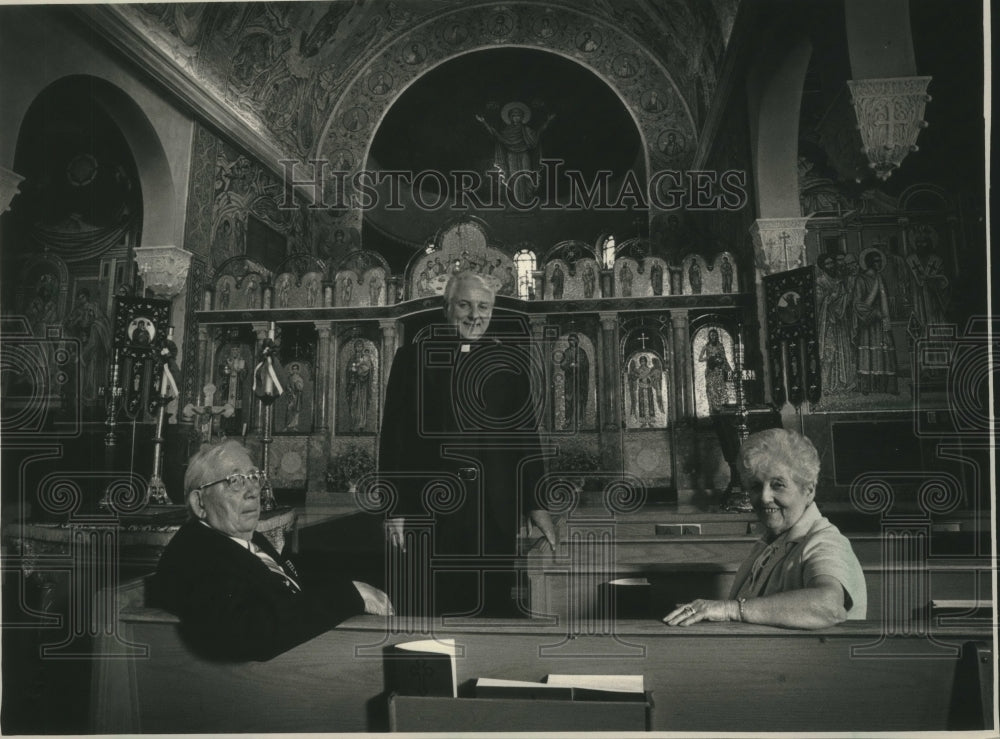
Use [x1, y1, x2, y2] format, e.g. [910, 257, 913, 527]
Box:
[475, 678, 574, 700]
[930, 599, 993, 617]
[545, 674, 647, 702]
[385, 638, 458, 698]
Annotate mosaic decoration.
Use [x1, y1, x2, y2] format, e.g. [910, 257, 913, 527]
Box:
[337, 336, 380, 435]
[550, 332, 598, 431]
[691, 324, 737, 419]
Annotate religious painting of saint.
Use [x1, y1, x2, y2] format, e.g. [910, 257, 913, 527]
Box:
[550, 263, 565, 300]
[582, 262, 597, 298]
[618, 262, 634, 297]
[720, 255, 735, 293]
[693, 327, 736, 418]
[624, 351, 667, 429]
[338, 338, 379, 433]
[553, 333, 591, 430]
[337, 272, 356, 306]
[24, 271, 61, 337]
[687, 259, 703, 294]
[127, 317, 156, 347]
[64, 286, 112, 409]
[650, 261, 664, 296]
[276, 360, 312, 433]
[853, 249, 899, 395]
[475, 102, 555, 204]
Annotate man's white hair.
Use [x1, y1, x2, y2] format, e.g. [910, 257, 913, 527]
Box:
[444, 270, 494, 305]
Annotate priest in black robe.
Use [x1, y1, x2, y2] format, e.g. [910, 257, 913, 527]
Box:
[378, 270, 557, 617]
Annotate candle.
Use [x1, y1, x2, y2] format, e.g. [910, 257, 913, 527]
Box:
[264, 322, 276, 394]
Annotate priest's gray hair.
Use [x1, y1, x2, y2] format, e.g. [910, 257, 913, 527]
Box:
[444, 270, 494, 305]
[737, 428, 821, 489]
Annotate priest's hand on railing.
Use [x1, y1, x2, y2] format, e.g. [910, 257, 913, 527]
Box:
[353, 581, 395, 617]
[386, 517, 406, 553]
[529, 509, 559, 552]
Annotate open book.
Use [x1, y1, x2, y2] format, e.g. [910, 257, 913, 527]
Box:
[475, 674, 645, 702]
[385, 639, 458, 698]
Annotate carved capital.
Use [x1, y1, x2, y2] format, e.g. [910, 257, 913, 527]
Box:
[847, 77, 932, 181]
[315, 323, 333, 340]
[251, 322, 270, 341]
[0, 166, 25, 213]
[134, 245, 193, 298]
[598, 312, 618, 331]
[669, 309, 689, 328]
[749, 218, 809, 275]
[378, 319, 397, 337]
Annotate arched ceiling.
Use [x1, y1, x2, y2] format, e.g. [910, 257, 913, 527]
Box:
[109, 0, 740, 166]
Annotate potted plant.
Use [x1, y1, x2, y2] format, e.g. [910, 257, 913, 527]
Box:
[326, 445, 375, 493]
[552, 448, 602, 492]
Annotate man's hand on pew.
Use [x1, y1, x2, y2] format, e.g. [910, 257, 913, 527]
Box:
[353, 581, 395, 617]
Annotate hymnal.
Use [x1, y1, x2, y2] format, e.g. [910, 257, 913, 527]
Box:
[385, 638, 458, 697]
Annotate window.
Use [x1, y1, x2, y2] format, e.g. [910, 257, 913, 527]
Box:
[514, 249, 536, 299]
[602, 235, 616, 269]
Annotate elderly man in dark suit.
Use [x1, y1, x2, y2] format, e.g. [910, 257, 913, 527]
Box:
[379, 270, 557, 617]
[155, 440, 391, 661]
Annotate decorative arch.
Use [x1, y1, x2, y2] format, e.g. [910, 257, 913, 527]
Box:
[315, 3, 698, 238]
[405, 216, 514, 299]
[20, 75, 176, 249]
[333, 250, 390, 308]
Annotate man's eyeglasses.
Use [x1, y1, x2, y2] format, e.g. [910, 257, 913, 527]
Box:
[196, 470, 265, 493]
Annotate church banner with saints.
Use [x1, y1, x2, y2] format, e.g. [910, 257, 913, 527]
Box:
[763, 267, 821, 408]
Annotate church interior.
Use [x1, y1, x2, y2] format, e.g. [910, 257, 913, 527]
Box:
[0, 0, 994, 734]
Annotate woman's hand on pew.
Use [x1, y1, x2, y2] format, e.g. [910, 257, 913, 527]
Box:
[662, 599, 737, 626]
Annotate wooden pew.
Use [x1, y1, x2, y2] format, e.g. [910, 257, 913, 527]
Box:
[524, 555, 995, 622]
[91, 578, 994, 734]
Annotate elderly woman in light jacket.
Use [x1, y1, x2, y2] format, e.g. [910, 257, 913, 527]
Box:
[664, 428, 867, 629]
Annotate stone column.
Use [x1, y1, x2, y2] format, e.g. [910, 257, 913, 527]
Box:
[598, 313, 620, 431]
[668, 265, 683, 296]
[0, 166, 25, 212]
[669, 309, 694, 418]
[328, 330, 341, 446]
[528, 315, 550, 432]
[531, 270, 545, 300]
[315, 323, 333, 431]
[749, 217, 809, 405]
[599, 269, 615, 298]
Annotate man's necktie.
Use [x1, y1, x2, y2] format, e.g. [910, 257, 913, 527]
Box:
[250, 541, 302, 592]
